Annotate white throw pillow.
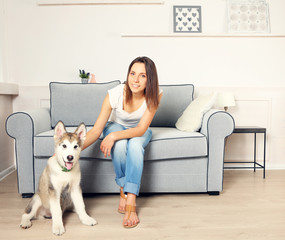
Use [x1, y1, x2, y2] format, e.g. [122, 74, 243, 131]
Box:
[175, 92, 217, 132]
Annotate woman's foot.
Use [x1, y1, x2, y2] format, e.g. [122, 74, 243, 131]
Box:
[118, 187, 127, 214]
[123, 193, 139, 228]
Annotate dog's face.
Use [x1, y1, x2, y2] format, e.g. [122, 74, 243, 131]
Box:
[54, 121, 86, 171]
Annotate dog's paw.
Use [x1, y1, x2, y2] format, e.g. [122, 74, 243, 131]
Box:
[52, 224, 65, 235]
[20, 219, 32, 229]
[81, 216, 97, 226]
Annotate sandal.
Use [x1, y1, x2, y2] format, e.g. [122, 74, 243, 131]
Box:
[123, 205, 139, 228]
[118, 188, 127, 214]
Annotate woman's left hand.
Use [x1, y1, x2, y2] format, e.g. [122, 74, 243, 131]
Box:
[100, 133, 115, 158]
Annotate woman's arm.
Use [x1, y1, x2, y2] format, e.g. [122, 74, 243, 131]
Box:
[100, 93, 163, 157]
[82, 94, 112, 150]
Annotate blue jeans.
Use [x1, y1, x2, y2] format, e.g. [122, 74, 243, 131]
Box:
[103, 122, 152, 196]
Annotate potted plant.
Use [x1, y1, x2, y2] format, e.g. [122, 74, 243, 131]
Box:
[79, 69, 90, 83]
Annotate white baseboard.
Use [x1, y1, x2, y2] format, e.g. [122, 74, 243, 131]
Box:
[266, 165, 285, 170]
[0, 165, 16, 181]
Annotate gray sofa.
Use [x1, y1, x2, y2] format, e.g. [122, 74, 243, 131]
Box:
[6, 81, 234, 197]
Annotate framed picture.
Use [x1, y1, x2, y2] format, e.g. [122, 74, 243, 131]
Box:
[228, 0, 270, 33]
[173, 6, 202, 33]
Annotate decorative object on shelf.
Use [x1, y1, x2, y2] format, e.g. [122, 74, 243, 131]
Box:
[227, 0, 270, 33]
[79, 69, 90, 83]
[173, 6, 202, 33]
[215, 92, 236, 111]
[90, 74, 96, 83]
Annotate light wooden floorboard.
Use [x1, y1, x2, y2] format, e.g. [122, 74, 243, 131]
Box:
[0, 170, 285, 240]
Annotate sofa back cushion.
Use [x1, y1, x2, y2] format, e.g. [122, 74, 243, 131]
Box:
[50, 81, 120, 128]
[150, 84, 194, 127]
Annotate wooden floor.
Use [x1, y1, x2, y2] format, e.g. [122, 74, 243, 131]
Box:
[0, 170, 285, 240]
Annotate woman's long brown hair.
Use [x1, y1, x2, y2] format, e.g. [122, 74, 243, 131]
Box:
[125, 56, 159, 110]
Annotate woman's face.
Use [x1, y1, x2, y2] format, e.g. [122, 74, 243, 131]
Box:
[127, 62, 147, 95]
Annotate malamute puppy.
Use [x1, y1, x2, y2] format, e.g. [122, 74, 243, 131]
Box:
[20, 121, 97, 235]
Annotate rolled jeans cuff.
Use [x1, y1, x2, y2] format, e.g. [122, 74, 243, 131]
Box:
[124, 182, 140, 196]
[116, 176, 126, 188]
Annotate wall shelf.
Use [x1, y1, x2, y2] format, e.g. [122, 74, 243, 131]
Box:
[37, 0, 164, 5]
[121, 33, 285, 38]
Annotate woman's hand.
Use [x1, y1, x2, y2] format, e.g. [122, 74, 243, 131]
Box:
[100, 133, 115, 158]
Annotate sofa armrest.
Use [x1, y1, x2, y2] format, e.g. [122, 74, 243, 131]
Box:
[6, 108, 51, 194]
[200, 109, 235, 192]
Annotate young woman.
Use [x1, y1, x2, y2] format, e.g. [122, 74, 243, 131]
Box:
[83, 56, 163, 228]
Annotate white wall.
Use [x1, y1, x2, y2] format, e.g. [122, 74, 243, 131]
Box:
[2, 0, 285, 86]
[0, 83, 18, 179]
[2, 0, 285, 168]
[0, 0, 5, 82]
[0, 94, 15, 178]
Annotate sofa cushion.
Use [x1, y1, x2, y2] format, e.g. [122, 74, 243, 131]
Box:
[175, 92, 217, 132]
[34, 127, 207, 160]
[50, 81, 121, 128]
[144, 127, 207, 160]
[151, 84, 194, 127]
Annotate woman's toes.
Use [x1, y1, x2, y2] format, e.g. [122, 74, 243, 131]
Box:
[129, 220, 133, 227]
[123, 218, 128, 226]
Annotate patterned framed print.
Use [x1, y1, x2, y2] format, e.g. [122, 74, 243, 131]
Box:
[228, 0, 270, 33]
[173, 6, 202, 33]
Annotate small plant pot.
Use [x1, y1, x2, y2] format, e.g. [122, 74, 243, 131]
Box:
[81, 78, 89, 84]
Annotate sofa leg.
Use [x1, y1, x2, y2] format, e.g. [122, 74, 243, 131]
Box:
[208, 191, 220, 196]
[21, 193, 34, 198]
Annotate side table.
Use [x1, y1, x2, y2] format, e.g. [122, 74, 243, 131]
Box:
[224, 126, 266, 178]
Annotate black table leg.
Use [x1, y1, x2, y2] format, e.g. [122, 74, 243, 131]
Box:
[254, 132, 256, 172]
[263, 131, 266, 178]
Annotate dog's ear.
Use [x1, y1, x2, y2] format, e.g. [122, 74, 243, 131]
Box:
[75, 123, 86, 143]
[54, 121, 66, 140]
